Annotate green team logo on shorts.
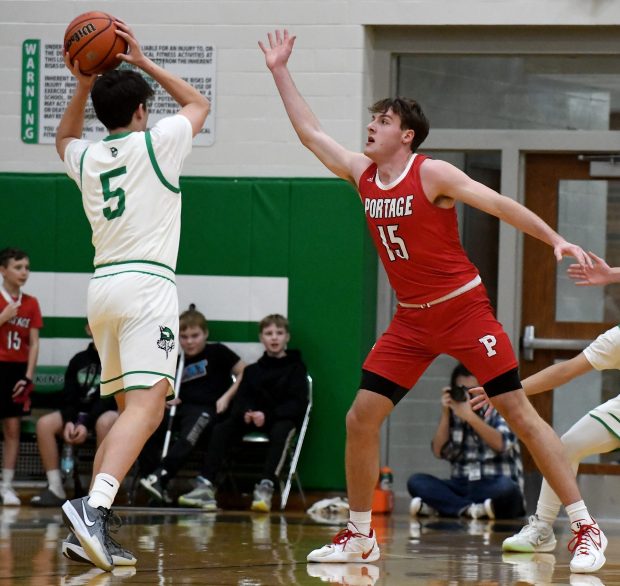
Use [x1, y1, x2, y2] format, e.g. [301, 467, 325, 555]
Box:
[157, 326, 175, 359]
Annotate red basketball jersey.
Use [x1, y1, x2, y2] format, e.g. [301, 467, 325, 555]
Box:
[359, 154, 479, 305]
[0, 292, 43, 362]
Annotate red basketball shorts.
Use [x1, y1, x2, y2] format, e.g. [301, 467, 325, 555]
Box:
[362, 283, 518, 390]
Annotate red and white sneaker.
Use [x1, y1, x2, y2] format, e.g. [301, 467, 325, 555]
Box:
[307, 522, 380, 563]
[568, 520, 607, 573]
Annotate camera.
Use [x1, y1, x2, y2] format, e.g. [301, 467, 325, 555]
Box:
[448, 384, 468, 402]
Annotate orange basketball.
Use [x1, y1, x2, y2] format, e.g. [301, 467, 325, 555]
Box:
[64, 11, 128, 75]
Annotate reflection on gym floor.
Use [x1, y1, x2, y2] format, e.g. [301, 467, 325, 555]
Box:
[2, 507, 619, 584]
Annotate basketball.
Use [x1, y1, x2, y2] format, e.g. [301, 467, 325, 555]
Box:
[64, 11, 128, 75]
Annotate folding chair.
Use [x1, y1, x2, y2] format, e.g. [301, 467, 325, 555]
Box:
[237, 374, 313, 510]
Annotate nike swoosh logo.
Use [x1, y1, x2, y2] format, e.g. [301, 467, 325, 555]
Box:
[102, 479, 114, 487]
[82, 502, 96, 527]
[361, 544, 375, 560]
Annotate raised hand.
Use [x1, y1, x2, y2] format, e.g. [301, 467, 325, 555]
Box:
[567, 251, 615, 286]
[553, 240, 593, 268]
[64, 52, 97, 88]
[113, 20, 147, 68]
[258, 29, 296, 71]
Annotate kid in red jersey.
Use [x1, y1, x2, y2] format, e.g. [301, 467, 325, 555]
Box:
[0, 247, 43, 506]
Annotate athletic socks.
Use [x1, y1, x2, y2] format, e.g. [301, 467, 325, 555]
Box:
[535, 501, 560, 525]
[88, 473, 120, 510]
[566, 500, 596, 527]
[47, 469, 66, 499]
[1, 468, 15, 490]
[349, 510, 372, 536]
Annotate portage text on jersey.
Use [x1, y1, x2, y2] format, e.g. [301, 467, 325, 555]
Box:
[364, 195, 414, 219]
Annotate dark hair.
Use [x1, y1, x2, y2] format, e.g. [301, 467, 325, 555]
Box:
[0, 247, 29, 268]
[91, 69, 154, 130]
[259, 314, 289, 333]
[368, 97, 430, 152]
[450, 363, 473, 389]
[179, 303, 208, 333]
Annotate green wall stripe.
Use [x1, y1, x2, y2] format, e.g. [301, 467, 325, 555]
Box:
[40, 317, 260, 343]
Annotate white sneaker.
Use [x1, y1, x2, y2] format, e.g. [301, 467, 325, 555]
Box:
[409, 497, 437, 517]
[0, 487, 21, 506]
[464, 498, 494, 520]
[569, 520, 607, 573]
[307, 522, 380, 562]
[306, 562, 380, 585]
[502, 515, 556, 553]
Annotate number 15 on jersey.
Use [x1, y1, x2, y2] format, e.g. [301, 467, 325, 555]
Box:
[377, 225, 409, 261]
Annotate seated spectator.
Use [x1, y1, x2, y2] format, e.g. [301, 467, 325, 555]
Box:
[30, 327, 117, 506]
[407, 363, 525, 520]
[178, 313, 309, 512]
[139, 305, 246, 504]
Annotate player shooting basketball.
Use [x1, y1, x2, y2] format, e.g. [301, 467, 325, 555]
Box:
[55, 20, 209, 571]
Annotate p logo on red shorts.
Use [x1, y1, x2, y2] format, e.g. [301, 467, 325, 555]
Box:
[479, 335, 497, 357]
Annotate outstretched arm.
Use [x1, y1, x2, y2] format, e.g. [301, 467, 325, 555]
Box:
[568, 251, 620, 286]
[521, 354, 593, 396]
[259, 29, 370, 185]
[420, 159, 591, 267]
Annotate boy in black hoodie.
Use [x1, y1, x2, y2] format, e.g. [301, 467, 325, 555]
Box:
[30, 328, 117, 506]
[179, 314, 308, 512]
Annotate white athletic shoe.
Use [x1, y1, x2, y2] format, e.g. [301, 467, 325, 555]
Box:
[307, 522, 380, 563]
[0, 487, 21, 507]
[502, 515, 557, 553]
[464, 498, 495, 520]
[409, 497, 437, 517]
[306, 562, 380, 585]
[569, 520, 607, 573]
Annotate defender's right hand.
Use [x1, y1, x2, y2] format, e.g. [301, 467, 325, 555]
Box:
[258, 29, 296, 71]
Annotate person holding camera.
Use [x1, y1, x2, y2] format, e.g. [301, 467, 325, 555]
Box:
[407, 363, 525, 519]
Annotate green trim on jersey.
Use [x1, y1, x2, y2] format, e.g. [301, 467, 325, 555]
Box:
[145, 131, 181, 194]
[101, 370, 175, 384]
[589, 413, 620, 442]
[90, 269, 175, 285]
[79, 147, 88, 188]
[103, 131, 133, 142]
[95, 259, 175, 272]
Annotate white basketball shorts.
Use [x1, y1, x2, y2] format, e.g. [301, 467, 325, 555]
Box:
[87, 262, 179, 397]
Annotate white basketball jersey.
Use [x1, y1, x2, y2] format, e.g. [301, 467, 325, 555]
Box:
[583, 325, 620, 437]
[64, 115, 193, 270]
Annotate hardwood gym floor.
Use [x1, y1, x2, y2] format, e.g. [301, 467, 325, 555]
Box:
[2, 506, 619, 585]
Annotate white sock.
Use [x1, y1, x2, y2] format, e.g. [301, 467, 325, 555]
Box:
[565, 500, 595, 527]
[1, 468, 14, 490]
[88, 473, 120, 510]
[349, 510, 372, 536]
[46, 469, 66, 499]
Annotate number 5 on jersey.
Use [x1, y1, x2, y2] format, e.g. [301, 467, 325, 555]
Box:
[101, 166, 127, 220]
[378, 225, 409, 261]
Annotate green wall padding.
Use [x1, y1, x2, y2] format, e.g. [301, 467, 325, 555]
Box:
[0, 173, 377, 490]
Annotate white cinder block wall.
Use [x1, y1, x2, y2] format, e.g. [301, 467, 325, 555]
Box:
[4, 0, 620, 507]
[4, 0, 620, 176]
